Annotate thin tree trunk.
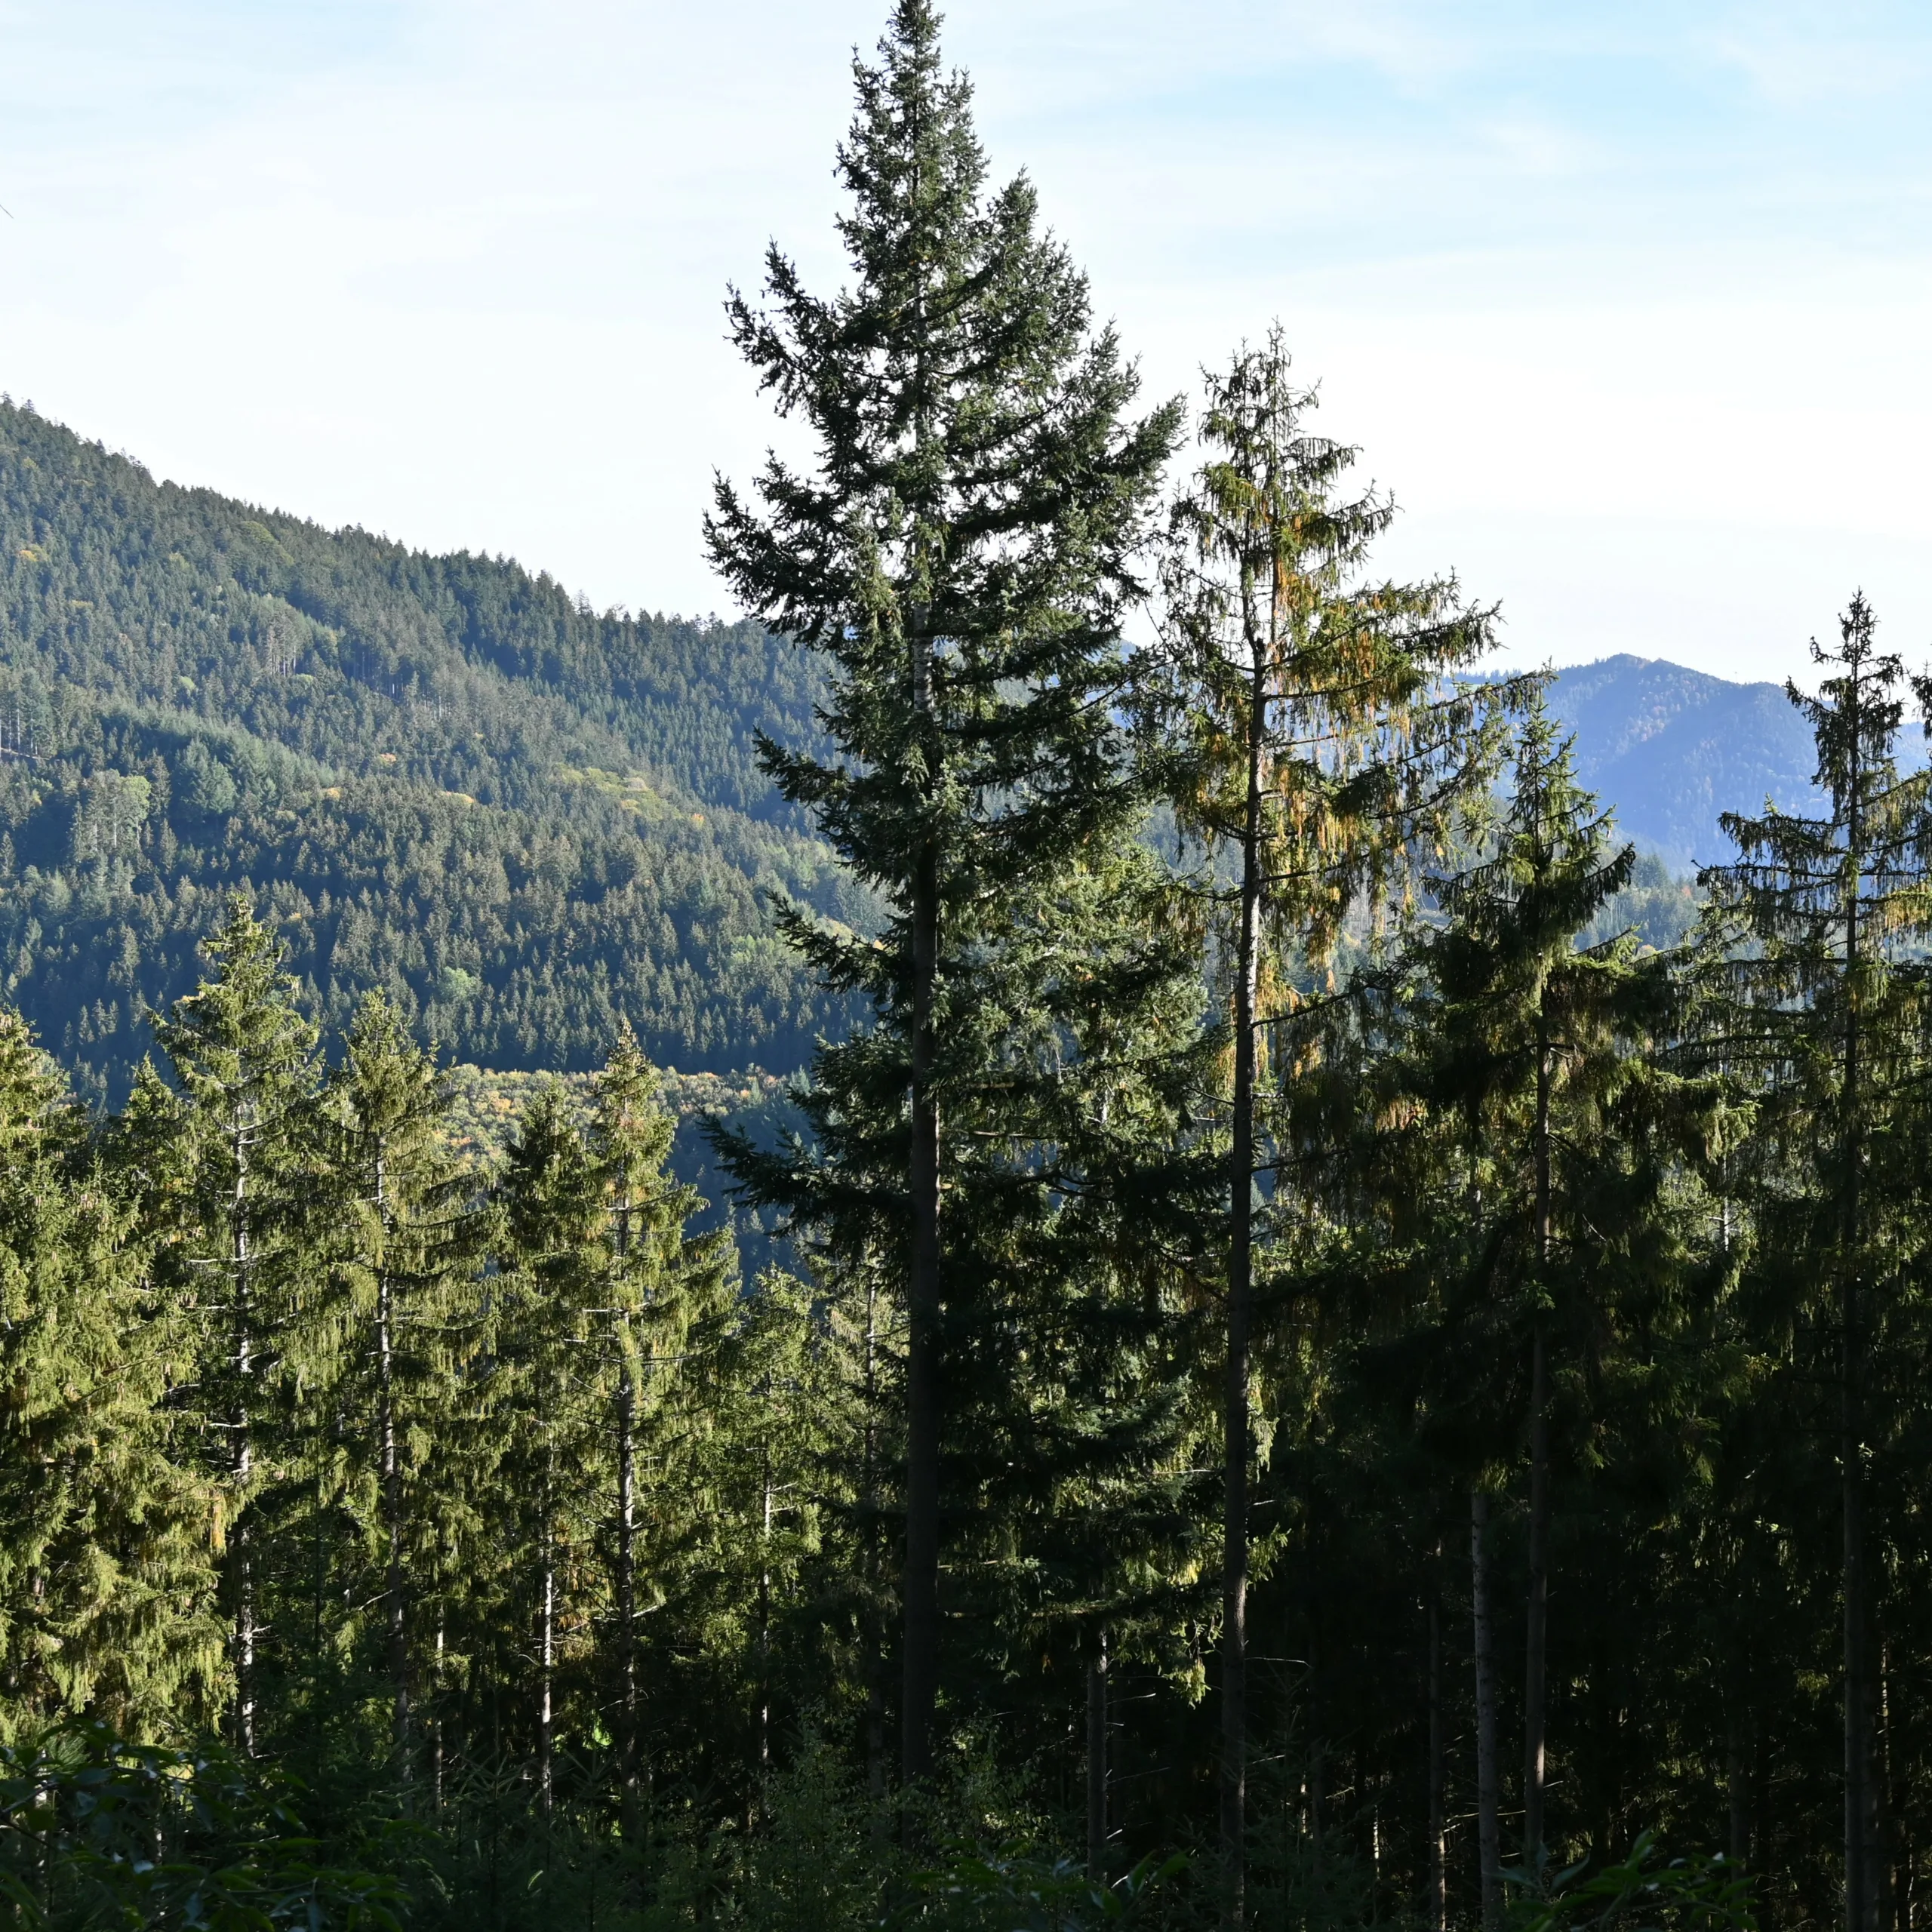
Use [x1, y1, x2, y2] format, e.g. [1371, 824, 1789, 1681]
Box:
[861, 1279, 888, 1816]
[1524, 1318, 1549, 1860]
[1472, 1489, 1502, 1931]
[232, 1122, 257, 1758]
[1844, 718, 1876, 1932]
[235, 1525, 255, 1758]
[1727, 1709, 1750, 1869]
[612, 1186, 642, 1825]
[377, 1211, 409, 1777]
[1221, 647, 1266, 1926]
[758, 1441, 773, 1780]
[1429, 1586, 1447, 1932]
[1087, 1627, 1109, 1881]
[1846, 1297, 1875, 1932]
[1309, 1735, 1325, 1882]
[1524, 1008, 1552, 1863]
[1881, 1646, 1897, 1932]
[539, 1496, 555, 1813]
[433, 1602, 446, 1815]
[616, 1364, 639, 1819]
[903, 601, 942, 1792]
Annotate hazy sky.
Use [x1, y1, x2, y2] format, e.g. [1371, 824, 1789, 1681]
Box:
[3, 1, 1930, 681]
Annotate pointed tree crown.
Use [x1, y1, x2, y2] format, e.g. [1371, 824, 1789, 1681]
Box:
[1148, 327, 1506, 976]
[706, 0, 1181, 901]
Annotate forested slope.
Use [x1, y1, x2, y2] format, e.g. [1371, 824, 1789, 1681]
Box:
[0, 399, 862, 1102]
[1548, 651, 1927, 870]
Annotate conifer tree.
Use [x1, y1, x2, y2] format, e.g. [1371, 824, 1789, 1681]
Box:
[148, 894, 320, 1756]
[1405, 698, 1651, 1871]
[706, 0, 1180, 1786]
[0, 1012, 221, 1740]
[940, 835, 1217, 1859]
[1272, 696, 1703, 1914]
[315, 991, 492, 1781]
[495, 1085, 611, 1809]
[585, 1025, 729, 1812]
[1138, 327, 1502, 1905]
[1696, 594, 1932, 1932]
[694, 1269, 837, 1804]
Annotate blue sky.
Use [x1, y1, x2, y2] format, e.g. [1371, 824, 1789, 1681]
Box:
[2, 1, 1930, 680]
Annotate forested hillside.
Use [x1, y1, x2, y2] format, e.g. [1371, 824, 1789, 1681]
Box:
[0, 398, 862, 1102]
[0, 397, 1772, 1110]
[1546, 651, 1930, 871]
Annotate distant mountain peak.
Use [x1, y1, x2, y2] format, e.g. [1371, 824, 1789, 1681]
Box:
[1546, 654, 1923, 873]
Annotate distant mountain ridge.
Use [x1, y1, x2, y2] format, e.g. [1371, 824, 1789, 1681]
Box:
[0, 395, 1915, 1110]
[0, 399, 860, 1107]
[1547, 653, 1927, 874]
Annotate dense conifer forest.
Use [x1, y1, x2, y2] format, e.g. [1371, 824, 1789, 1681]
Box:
[0, 391, 866, 1105]
[2, 7, 1926, 1931]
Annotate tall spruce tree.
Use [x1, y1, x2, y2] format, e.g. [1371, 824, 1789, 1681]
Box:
[1276, 699, 1705, 1917]
[1138, 327, 1502, 1908]
[1696, 594, 1932, 1932]
[496, 1087, 594, 1807]
[315, 991, 493, 1782]
[585, 1026, 730, 1814]
[0, 1013, 221, 1740]
[706, 0, 1180, 1786]
[148, 894, 320, 1756]
[1407, 698, 1652, 1875]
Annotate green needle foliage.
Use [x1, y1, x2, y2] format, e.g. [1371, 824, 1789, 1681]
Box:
[489, 1060, 733, 1815]
[1693, 593, 1932, 1932]
[1135, 325, 1506, 1907]
[312, 992, 495, 1781]
[146, 894, 324, 1758]
[0, 1017, 221, 1742]
[706, 0, 1183, 1789]
[495, 1084, 619, 1809]
[1400, 699, 1681, 1885]
[586, 1023, 733, 1814]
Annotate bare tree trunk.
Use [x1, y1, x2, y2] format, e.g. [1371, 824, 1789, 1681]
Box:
[1727, 1709, 1750, 1869]
[758, 1442, 773, 1781]
[862, 1280, 888, 1817]
[1087, 1627, 1109, 1881]
[1429, 1587, 1447, 1932]
[1524, 1318, 1549, 1861]
[1524, 1012, 1552, 1863]
[903, 602, 942, 1793]
[1472, 1489, 1502, 1931]
[1220, 650, 1266, 1927]
[611, 1180, 644, 1828]
[539, 1498, 555, 1813]
[433, 1606, 446, 1816]
[1842, 648, 1879, 1932]
[377, 1241, 410, 1778]
[1309, 1736, 1325, 1883]
[1881, 1647, 1897, 1932]
[235, 1523, 256, 1758]
[232, 1129, 257, 1758]
[616, 1363, 639, 1821]
[1846, 1300, 1877, 1932]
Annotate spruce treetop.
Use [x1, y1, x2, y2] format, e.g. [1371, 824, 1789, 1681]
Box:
[1147, 326, 1506, 977]
[706, 0, 1181, 897]
[1708, 592, 1932, 967]
[152, 893, 317, 1125]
